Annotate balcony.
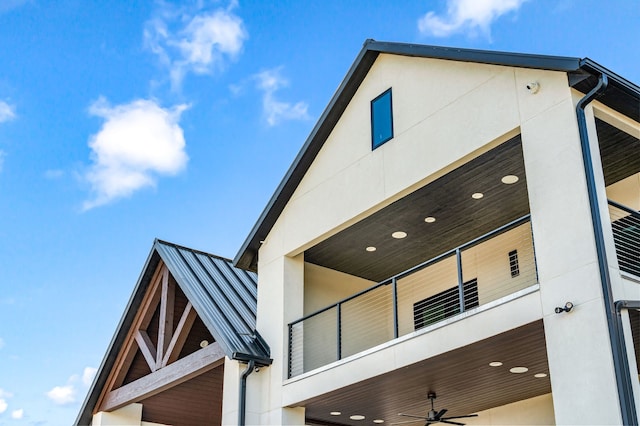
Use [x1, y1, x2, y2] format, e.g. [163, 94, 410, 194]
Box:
[609, 200, 640, 277]
[288, 215, 537, 378]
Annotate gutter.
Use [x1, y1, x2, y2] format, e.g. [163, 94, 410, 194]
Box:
[238, 360, 256, 426]
[235, 330, 272, 425]
[576, 72, 638, 424]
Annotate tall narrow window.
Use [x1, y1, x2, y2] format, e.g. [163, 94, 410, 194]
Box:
[371, 88, 393, 149]
[509, 250, 520, 277]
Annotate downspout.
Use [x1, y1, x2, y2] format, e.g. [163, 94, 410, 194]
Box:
[576, 73, 638, 424]
[238, 359, 256, 426]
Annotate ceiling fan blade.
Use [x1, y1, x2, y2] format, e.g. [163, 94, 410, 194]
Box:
[438, 420, 465, 426]
[398, 413, 429, 419]
[435, 409, 448, 419]
[442, 414, 479, 419]
[389, 420, 426, 425]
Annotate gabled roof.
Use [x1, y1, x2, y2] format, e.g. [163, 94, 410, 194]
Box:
[76, 239, 269, 426]
[233, 39, 640, 271]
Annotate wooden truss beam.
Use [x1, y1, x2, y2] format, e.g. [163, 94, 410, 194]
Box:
[162, 302, 197, 367]
[100, 341, 225, 412]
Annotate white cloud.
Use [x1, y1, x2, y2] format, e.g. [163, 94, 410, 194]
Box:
[144, 2, 247, 89]
[0, 389, 11, 414]
[254, 68, 309, 126]
[46, 385, 75, 405]
[45, 366, 96, 406]
[11, 408, 23, 419]
[0, 100, 16, 123]
[82, 367, 97, 387]
[83, 97, 189, 210]
[418, 0, 527, 38]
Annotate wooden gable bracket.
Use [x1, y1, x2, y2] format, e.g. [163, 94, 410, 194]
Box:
[132, 266, 199, 372]
[94, 262, 222, 414]
[100, 340, 225, 412]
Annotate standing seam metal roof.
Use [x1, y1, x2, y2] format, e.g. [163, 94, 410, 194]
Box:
[154, 240, 269, 363]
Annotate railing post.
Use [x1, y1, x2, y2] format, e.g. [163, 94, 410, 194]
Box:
[392, 278, 399, 338]
[336, 303, 342, 361]
[456, 248, 465, 313]
[287, 323, 293, 378]
[530, 222, 539, 283]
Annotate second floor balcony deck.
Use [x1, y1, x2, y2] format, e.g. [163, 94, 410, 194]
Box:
[289, 215, 538, 378]
[287, 200, 640, 378]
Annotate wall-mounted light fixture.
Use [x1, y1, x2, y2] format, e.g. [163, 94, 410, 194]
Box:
[526, 82, 540, 94]
[555, 302, 574, 314]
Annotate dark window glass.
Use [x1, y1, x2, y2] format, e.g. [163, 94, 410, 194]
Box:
[371, 88, 393, 149]
[509, 250, 520, 277]
[413, 279, 479, 330]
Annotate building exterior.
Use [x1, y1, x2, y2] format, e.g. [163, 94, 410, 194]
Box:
[79, 40, 640, 425]
[231, 40, 640, 425]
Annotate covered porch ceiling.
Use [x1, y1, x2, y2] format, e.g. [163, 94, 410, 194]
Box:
[300, 320, 550, 426]
[305, 135, 530, 283]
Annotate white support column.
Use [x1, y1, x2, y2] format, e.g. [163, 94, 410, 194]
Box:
[92, 403, 167, 426]
[249, 252, 306, 425]
[520, 93, 622, 424]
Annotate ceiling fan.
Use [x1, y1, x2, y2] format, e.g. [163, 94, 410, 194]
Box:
[393, 392, 478, 426]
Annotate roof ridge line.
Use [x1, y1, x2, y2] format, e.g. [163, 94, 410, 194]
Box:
[154, 238, 235, 263]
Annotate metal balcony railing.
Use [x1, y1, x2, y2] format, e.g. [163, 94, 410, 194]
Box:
[608, 200, 640, 277]
[288, 215, 538, 378]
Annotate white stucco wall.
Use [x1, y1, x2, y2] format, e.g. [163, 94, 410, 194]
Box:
[465, 393, 555, 425]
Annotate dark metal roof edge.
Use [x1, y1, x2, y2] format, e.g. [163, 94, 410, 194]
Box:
[579, 58, 640, 98]
[75, 242, 162, 426]
[365, 40, 582, 71]
[155, 238, 236, 264]
[232, 351, 272, 367]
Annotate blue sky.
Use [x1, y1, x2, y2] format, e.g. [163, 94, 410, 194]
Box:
[0, 1, 638, 424]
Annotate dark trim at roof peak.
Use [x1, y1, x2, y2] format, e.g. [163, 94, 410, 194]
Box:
[154, 238, 233, 263]
[363, 39, 582, 71]
[234, 39, 640, 272]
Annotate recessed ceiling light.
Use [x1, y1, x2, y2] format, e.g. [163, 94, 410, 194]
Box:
[501, 175, 519, 184]
[366, 246, 377, 252]
[424, 216, 436, 223]
[510, 366, 529, 374]
[472, 192, 484, 199]
[373, 420, 385, 424]
[350, 415, 366, 421]
[534, 373, 548, 378]
[489, 361, 503, 367]
[200, 340, 209, 348]
[330, 412, 341, 416]
[391, 231, 407, 239]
